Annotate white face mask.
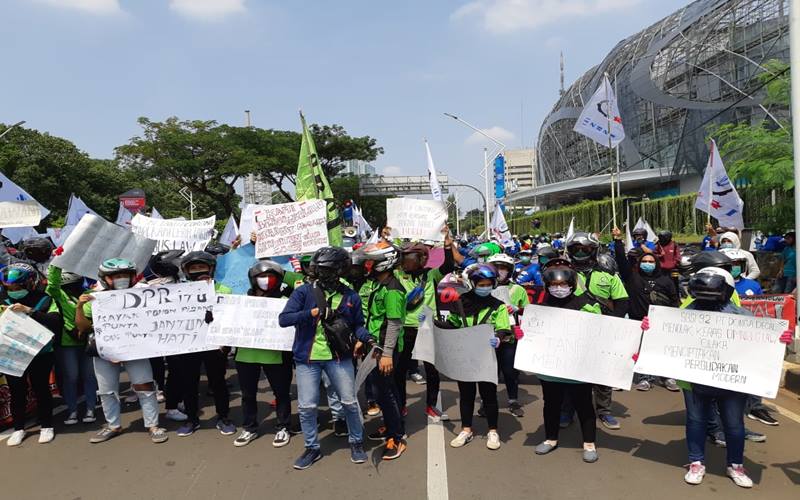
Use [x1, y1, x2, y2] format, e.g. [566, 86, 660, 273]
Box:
[548, 285, 572, 298]
[112, 277, 131, 290]
[497, 269, 510, 282]
[256, 276, 270, 291]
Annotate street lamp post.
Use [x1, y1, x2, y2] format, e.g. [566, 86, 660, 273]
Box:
[0, 121, 26, 141]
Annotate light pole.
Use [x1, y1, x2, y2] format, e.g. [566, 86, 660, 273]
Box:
[0, 121, 26, 141]
[790, 0, 800, 357]
[179, 187, 196, 220]
[444, 113, 506, 235]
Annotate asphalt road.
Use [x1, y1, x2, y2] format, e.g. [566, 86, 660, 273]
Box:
[1, 370, 799, 500]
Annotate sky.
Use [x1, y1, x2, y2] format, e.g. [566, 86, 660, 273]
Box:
[1, 0, 689, 211]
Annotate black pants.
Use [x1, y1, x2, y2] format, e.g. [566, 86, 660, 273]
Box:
[395, 327, 441, 408]
[8, 352, 54, 431]
[235, 358, 292, 432]
[375, 352, 405, 441]
[458, 381, 498, 429]
[149, 356, 181, 410]
[175, 350, 229, 424]
[496, 342, 519, 401]
[542, 380, 596, 443]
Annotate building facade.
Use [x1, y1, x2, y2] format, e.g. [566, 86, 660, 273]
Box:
[504, 148, 537, 194]
[342, 159, 377, 177]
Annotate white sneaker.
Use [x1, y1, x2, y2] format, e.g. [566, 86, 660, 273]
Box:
[273, 428, 291, 448]
[82, 410, 97, 423]
[166, 409, 189, 422]
[6, 430, 25, 447]
[450, 430, 474, 448]
[726, 464, 753, 488]
[486, 430, 501, 450]
[38, 428, 55, 444]
[684, 461, 706, 485]
[64, 412, 79, 425]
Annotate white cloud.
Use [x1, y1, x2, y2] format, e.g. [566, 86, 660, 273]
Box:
[169, 0, 246, 20]
[33, 0, 122, 15]
[465, 126, 515, 146]
[451, 0, 641, 34]
[382, 165, 405, 176]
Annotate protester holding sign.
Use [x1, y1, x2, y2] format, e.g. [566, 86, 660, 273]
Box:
[2, 263, 62, 447]
[75, 258, 168, 445]
[232, 261, 294, 448]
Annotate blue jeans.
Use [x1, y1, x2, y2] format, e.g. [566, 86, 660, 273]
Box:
[683, 385, 746, 465]
[296, 359, 363, 449]
[321, 371, 344, 420]
[56, 346, 98, 414]
[93, 357, 159, 429]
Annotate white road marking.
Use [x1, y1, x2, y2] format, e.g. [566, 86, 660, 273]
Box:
[427, 391, 449, 500]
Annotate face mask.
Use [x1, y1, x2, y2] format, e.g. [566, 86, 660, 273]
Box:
[256, 276, 278, 291]
[7, 289, 29, 300]
[731, 265, 742, 279]
[112, 277, 131, 290]
[640, 262, 656, 274]
[720, 243, 734, 249]
[474, 286, 493, 297]
[187, 271, 210, 281]
[548, 285, 572, 299]
[497, 269, 510, 282]
[538, 257, 549, 266]
[519, 256, 531, 264]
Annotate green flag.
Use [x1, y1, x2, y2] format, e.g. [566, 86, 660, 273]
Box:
[297, 111, 342, 246]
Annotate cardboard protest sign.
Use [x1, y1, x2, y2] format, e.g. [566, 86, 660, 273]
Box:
[0, 310, 54, 377]
[386, 198, 447, 241]
[412, 307, 497, 384]
[514, 305, 642, 389]
[254, 200, 328, 259]
[238, 203, 270, 245]
[0, 201, 43, 228]
[51, 214, 156, 279]
[635, 305, 788, 398]
[130, 214, 215, 253]
[92, 281, 215, 361]
[206, 295, 294, 351]
[214, 244, 257, 295]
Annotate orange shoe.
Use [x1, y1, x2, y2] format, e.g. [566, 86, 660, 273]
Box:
[382, 437, 407, 460]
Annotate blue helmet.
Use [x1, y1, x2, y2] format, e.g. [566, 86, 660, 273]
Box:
[466, 263, 498, 288]
[1, 263, 37, 286]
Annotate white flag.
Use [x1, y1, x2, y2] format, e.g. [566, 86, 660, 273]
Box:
[695, 140, 744, 229]
[219, 214, 239, 246]
[573, 75, 625, 148]
[115, 202, 133, 227]
[566, 217, 575, 241]
[352, 204, 372, 240]
[150, 207, 163, 220]
[634, 217, 657, 242]
[1, 226, 39, 244]
[47, 226, 76, 247]
[65, 194, 100, 226]
[0, 171, 49, 220]
[425, 140, 444, 202]
[489, 203, 512, 247]
[625, 219, 634, 252]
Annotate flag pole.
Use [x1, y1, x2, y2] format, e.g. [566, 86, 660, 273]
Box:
[707, 140, 714, 225]
[604, 73, 617, 228]
[790, 0, 800, 353]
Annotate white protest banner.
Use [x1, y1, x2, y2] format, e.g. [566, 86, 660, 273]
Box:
[238, 203, 269, 245]
[206, 294, 294, 351]
[254, 200, 328, 259]
[130, 214, 216, 254]
[412, 307, 497, 384]
[0, 310, 54, 377]
[634, 305, 788, 398]
[47, 225, 75, 247]
[0, 171, 49, 220]
[515, 304, 642, 389]
[386, 198, 447, 241]
[0, 200, 42, 228]
[51, 214, 156, 279]
[92, 281, 215, 362]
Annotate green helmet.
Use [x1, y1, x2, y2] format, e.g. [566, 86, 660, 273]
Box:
[98, 258, 136, 279]
[472, 242, 501, 259]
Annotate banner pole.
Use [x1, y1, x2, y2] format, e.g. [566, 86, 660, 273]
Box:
[605, 73, 617, 228]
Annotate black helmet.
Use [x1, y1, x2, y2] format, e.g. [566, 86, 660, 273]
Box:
[21, 237, 54, 263]
[596, 252, 618, 275]
[541, 258, 578, 290]
[181, 251, 217, 280]
[204, 242, 229, 256]
[248, 260, 285, 290]
[688, 267, 735, 304]
[60, 272, 83, 286]
[690, 251, 732, 273]
[565, 232, 599, 268]
[657, 230, 672, 244]
[311, 247, 350, 288]
[149, 250, 184, 280]
[632, 228, 648, 239]
[535, 245, 558, 266]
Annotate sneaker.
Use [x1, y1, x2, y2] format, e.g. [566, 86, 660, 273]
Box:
[582, 448, 598, 463]
[711, 433, 727, 447]
[166, 409, 189, 422]
[635, 380, 651, 391]
[726, 464, 753, 488]
[486, 430, 501, 450]
[350, 442, 367, 464]
[124, 393, 138, 404]
[64, 412, 79, 426]
[294, 448, 322, 470]
[273, 427, 290, 448]
[598, 415, 620, 430]
[333, 419, 348, 437]
[477, 404, 486, 418]
[425, 406, 450, 422]
[216, 418, 236, 436]
[234, 430, 258, 447]
[382, 437, 407, 460]
[509, 401, 525, 418]
[366, 402, 381, 417]
[38, 428, 55, 444]
[744, 429, 766, 443]
[535, 441, 558, 455]
[82, 410, 96, 424]
[450, 430, 474, 448]
[559, 414, 573, 429]
[684, 461, 706, 485]
[368, 426, 388, 441]
[747, 408, 778, 426]
[6, 430, 25, 447]
[176, 422, 200, 437]
[149, 427, 168, 444]
[410, 373, 426, 385]
[156, 391, 165, 403]
[664, 378, 681, 392]
[90, 426, 122, 444]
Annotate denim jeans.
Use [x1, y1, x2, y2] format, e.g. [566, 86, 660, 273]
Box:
[93, 357, 159, 429]
[321, 371, 344, 420]
[683, 385, 746, 465]
[296, 359, 363, 449]
[55, 346, 98, 414]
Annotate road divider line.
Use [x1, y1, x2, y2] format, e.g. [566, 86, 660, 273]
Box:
[427, 392, 449, 500]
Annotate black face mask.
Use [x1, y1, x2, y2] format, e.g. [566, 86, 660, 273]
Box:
[63, 283, 84, 299]
[186, 271, 211, 281]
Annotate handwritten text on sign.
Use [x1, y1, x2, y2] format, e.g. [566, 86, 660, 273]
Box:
[0, 310, 54, 377]
[634, 305, 788, 398]
[255, 200, 328, 259]
[92, 281, 216, 362]
[386, 198, 447, 241]
[207, 295, 294, 351]
[514, 305, 642, 389]
[0, 201, 42, 228]
[130, 214, 216, 253]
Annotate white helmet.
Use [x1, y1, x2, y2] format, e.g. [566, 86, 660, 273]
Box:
[359, 241, 399, 273]
[488, 253, 515, 269]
